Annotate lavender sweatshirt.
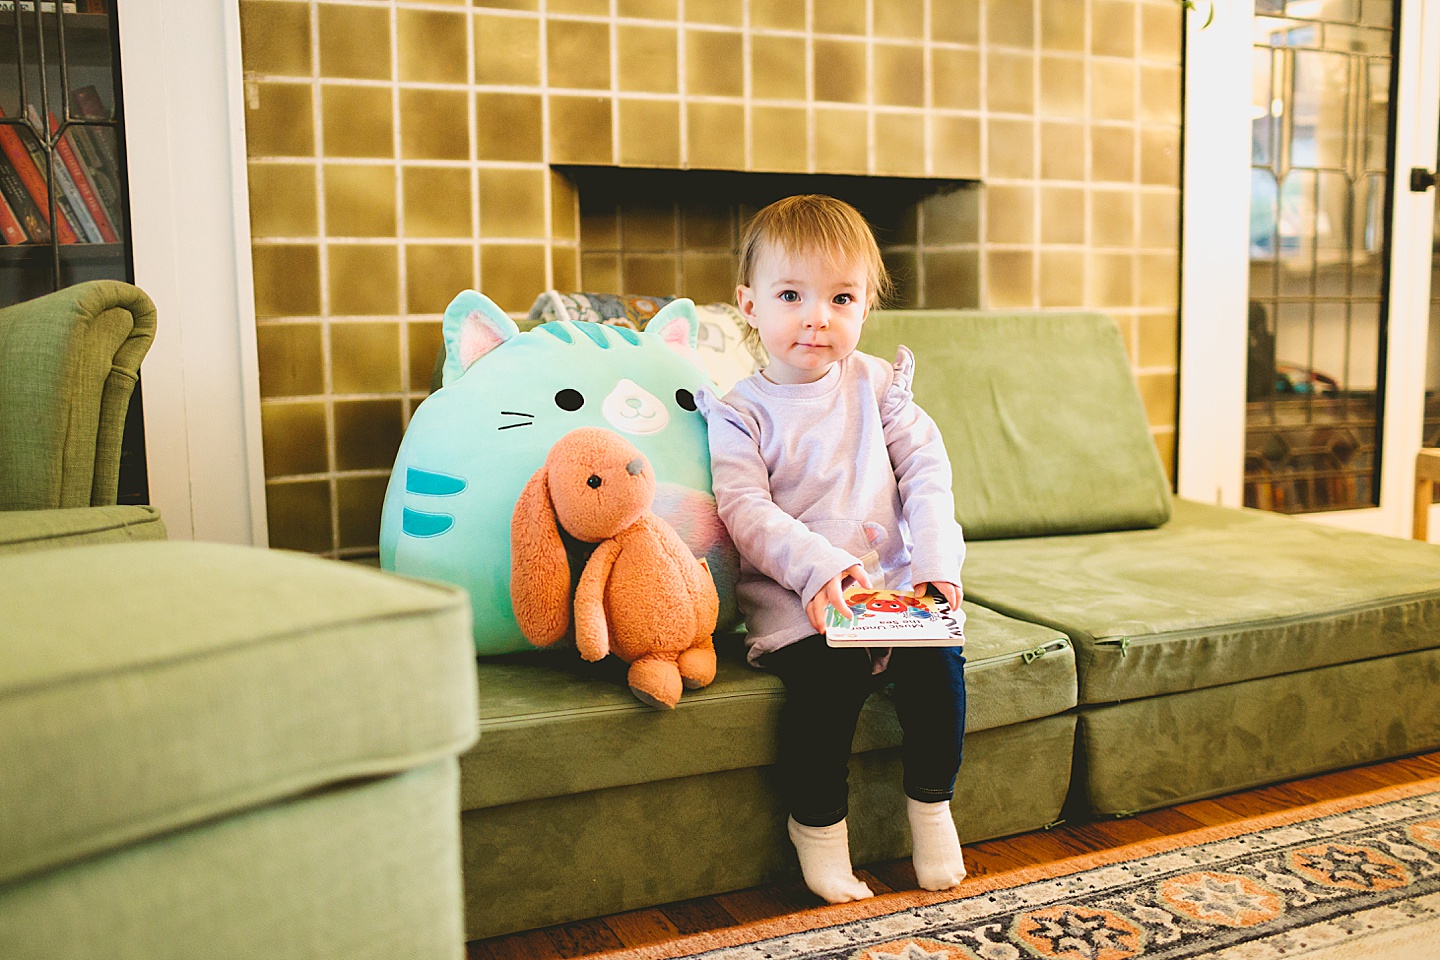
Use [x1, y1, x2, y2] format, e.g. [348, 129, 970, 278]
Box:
[697, 347, 966, 663]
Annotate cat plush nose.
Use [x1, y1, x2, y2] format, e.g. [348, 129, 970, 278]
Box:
[626, 458, 645, 476]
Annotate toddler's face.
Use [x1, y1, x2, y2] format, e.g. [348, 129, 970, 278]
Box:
[738, 244, 869, 385]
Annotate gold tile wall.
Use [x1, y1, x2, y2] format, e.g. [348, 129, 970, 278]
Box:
[241, 0, 1184, 559]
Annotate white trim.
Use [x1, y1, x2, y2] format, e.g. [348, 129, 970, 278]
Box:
[1378, 0, 1440, 539]
[117, 0, 267, 545]
[1177, 0, 1254, 507]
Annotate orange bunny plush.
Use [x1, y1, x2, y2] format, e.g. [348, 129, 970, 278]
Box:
[510, 426, 719, 708]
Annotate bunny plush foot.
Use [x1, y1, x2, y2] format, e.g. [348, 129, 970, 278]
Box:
[677, 645, 717, 689]
[628, 658, 682, 708]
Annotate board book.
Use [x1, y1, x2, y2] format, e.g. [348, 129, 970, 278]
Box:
[824, 586, 965, 647]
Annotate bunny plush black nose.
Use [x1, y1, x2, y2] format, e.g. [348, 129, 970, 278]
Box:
[626, 458, 645, 476]
[587, 475, 602, 488]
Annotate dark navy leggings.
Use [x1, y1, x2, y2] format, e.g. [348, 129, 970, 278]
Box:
[762, 634, 967, 828]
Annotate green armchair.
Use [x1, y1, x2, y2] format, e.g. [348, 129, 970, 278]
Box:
[0, 283, 481, 958]
[0, 279, 165, 551]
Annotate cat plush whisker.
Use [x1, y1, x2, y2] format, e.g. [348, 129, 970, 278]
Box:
[500, 410, 536, 430]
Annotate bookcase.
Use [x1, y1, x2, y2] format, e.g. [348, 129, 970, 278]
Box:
[0, 1, 142, 502]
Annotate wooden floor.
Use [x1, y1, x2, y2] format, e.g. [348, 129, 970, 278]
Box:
[467, 750, 1440, 960]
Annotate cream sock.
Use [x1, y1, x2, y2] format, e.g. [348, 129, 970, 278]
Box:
[907, 797, 966, 890]
[787, 816, 874, 904]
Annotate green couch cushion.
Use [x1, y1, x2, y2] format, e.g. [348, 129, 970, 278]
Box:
[858, 310, 1172, 540]
[0, 505, 165, 554]
[0, 541, 478, 886]
[460, 601, 1074, 810]
[1078, 644, 1440, 815]
[965, 499, 1440, 704]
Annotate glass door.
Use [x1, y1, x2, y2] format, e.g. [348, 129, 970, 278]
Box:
[1244, 1, 1396, 515]
[1180, 0, 1440, 538]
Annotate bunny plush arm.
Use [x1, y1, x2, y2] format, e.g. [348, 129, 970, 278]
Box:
[574, 538, 621, 662]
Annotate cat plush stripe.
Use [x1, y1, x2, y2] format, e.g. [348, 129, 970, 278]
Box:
[380, 289, 739, 656]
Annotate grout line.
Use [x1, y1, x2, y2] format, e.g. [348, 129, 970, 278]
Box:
[610, 0, 620, 164]
[677, 0, 687, 168]
[741, 0, 751, 171]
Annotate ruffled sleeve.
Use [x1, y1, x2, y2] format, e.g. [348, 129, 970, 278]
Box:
[880, 345, 916, 421]
[695, 387, 750, 437]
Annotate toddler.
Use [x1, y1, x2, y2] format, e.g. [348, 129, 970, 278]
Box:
[697, 195, 967, 904]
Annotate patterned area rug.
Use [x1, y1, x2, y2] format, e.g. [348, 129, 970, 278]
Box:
[599, 779, 1440, 960]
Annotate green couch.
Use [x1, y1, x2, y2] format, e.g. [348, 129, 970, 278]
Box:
[456, 308, 1440, 941]
[0, 283, 480, 959]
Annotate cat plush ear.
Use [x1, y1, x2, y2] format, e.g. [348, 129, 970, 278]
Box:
[441, 290, 519, 387]
[644, 298, 700, 355]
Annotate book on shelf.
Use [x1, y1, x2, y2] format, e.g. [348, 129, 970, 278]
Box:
[66, 120, 121, 231]
[0, 147, 49, 243]
[39, 106, 117, 242]
[824, 586, 966, 648]
[0, 2, 81, 12]
[0, 109, 76, 243]
[18, 105, 93, 242]
[65, 87, 122, 235]
[0, 188, 28, 244]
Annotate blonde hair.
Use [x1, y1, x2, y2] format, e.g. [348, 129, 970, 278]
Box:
[737, 194, 891, 308]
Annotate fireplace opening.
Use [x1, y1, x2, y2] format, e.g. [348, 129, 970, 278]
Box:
[558, 167, 981, 310]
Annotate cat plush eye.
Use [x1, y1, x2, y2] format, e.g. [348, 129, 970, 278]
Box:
[554, 389, 584, 411]
[675, 389, 696, 411]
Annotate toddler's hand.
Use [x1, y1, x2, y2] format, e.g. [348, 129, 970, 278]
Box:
[806, 564, 871, 633]
[916, 580, 962, 609]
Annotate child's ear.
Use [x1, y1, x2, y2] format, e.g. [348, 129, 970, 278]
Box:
[736, 285, 758, 327]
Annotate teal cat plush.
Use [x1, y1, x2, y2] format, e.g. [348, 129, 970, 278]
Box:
[379, 290, 739, 656]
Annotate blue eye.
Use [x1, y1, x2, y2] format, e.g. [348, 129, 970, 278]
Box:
[779, 290, 799, 302]
[834, 294, 853, 305]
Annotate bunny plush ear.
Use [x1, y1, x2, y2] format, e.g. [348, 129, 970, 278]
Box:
[509, 465, 572, 647]
[644, 298, 700, 355]
[441, 290, 520, 387]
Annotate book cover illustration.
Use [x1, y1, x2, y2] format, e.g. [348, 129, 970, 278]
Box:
[824, 586, 965, 647]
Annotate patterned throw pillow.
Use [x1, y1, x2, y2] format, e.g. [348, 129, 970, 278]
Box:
[529, 291, 766, 392]
[528, 291, 675, 330]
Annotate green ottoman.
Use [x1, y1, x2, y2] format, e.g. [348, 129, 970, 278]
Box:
[0, 541, 479, 960]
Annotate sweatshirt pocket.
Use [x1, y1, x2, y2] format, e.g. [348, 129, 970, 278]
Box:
[802, 519, 884, 587]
